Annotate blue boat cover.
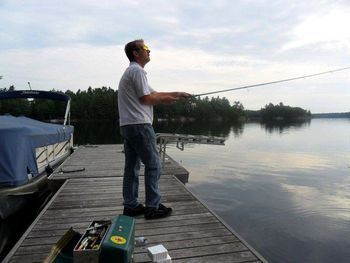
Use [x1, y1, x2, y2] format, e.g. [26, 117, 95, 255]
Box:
[0, 115, 74, 187]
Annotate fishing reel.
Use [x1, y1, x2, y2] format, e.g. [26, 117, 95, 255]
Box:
[184, 95, 197, 111]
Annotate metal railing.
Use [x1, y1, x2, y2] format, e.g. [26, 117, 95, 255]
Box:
[156, 133, 225, 163]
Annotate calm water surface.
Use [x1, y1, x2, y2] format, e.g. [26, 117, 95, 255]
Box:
[165, 119, 350, 263]
[74, 118, 350, 263]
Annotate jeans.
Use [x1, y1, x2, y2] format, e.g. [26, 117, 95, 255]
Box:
[120, 124, 161, 209]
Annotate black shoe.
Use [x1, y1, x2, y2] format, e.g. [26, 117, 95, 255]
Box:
[144, 204, 172, 220]
[123, 204, 146, 217]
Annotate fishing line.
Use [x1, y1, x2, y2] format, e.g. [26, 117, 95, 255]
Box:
[173, 66, 350, 134]
[173, 100, 195, 134]
[193, 66, 350, 97]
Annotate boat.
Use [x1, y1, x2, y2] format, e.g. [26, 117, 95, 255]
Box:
[0, 90, 74, 219]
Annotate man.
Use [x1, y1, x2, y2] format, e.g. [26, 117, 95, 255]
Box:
[118, 39, 190, 219]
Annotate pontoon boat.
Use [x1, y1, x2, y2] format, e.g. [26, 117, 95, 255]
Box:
[0, 90, 74, 219]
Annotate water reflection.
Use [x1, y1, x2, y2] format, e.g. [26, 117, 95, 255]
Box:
[178, 167, 350, 263]
[154, 120, 243, 138]
[261, 119, 311, 134]
[73, 121, 122, 145]
[245, 151, 333, 171]
[165, 119, 350, 263]
[0, 190, 52, 261]
[73, 120, 243, 146]
[280, 183, 350, 220]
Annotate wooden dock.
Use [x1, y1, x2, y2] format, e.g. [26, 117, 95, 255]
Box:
[4, 144, 266, 262]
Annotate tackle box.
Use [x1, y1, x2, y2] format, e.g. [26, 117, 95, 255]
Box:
[73, 215, 135, 263]
[100, 215, 135, 263]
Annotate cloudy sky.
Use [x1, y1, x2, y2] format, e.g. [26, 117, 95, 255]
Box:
[1, 0, 349, 113]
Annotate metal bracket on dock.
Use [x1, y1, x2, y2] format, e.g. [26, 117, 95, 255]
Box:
[156, 133, 225, 163]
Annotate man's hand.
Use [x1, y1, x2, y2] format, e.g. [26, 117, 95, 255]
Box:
[140, 91, 192, 105]
[176, 92, 192, 99]
[162, 95, 179, 103]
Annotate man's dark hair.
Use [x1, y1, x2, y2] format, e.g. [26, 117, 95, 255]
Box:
[124, 39, 144, 62]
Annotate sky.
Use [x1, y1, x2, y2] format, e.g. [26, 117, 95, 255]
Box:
[1, 0, 350, 113]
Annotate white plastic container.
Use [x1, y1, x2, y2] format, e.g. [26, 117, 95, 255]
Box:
[156, 254, 172, 263]
[147, 244, 168, 262]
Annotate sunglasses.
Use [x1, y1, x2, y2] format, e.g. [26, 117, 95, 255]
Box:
[139, 44, 150, 52]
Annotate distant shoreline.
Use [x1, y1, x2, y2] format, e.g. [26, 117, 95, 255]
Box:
[312, 112, 350, 118]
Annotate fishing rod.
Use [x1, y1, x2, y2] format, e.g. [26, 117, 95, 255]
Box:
[193, 66, 350, 97]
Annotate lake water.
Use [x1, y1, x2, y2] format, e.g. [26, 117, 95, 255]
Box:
[165, 119, 350, 263]
[74, 118, 350, 263]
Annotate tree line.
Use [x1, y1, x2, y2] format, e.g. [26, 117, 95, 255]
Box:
[0, 86, 312, 122]
[247, 102, 312, 122]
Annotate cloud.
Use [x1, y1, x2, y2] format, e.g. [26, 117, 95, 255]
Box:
[240, 151, 333, 171]
[280, 183, 350, 221]
[281, 7, 350, 52]
[0, 44, 125, 90]
[1, 1, 350, 112]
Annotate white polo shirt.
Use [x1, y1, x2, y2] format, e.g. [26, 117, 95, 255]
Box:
[118, 62, 155, 126]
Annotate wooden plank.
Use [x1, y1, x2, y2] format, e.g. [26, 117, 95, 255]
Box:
[134, 235, 239, 254]
[51, 189, 191, 202]
[133, 242, 250, 262]
[37, 213, 217, 230]
[10, 253, 47, 263]
[40, 200, 207, 219]
[51, 149, 188, 180]
[136, 222, 225, 236]
[38, 212, 212, 225]
[172, 252, 260, 263]
[32, 216, 219, 233]
[19, 227, 231, 247]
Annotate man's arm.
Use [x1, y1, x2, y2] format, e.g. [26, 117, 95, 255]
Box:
[139, 92, 191, 105]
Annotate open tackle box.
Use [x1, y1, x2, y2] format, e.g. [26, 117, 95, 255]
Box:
[73, 215, 135, 263]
